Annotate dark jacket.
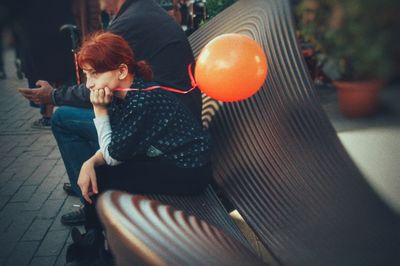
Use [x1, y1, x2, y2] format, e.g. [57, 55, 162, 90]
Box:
[107, 78, 210, 168]
[71, 0, 102, 40]
[13, 0, 75, 83]
[53, 0, 201, 120]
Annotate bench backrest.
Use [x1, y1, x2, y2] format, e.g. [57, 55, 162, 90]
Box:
[188, 0, 400, 264]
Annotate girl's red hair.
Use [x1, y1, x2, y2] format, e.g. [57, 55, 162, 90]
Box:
[77, 32, 153, 81]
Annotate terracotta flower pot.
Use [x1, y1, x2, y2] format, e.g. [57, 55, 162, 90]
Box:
[333, 80, 384, 118]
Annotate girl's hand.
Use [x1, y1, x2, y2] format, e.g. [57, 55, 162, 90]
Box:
[90, 87, 113, 107]
[90, 87, 112, 117]
[77, 160, 99, 204]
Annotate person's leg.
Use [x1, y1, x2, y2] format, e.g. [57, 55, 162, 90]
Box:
[97, 159, 211, 194]
[0, 27, 6, 79]
[83, 159, 211, 231]
[11, 26, 23, 79]
[30, 104, 54, 129]
[70, 160, 211, 263]
[52, 106, 99, 197]
[40, 104, 54, 118]
[29, 79, 53, 129]
[33, 80, 71, 129]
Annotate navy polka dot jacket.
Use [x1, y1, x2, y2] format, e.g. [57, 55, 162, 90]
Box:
[108, 78, 211, 168]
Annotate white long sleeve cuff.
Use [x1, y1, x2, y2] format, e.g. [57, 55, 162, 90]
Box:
[93, 115, 122, 166]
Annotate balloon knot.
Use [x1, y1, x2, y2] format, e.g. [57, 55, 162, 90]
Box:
[188, 64, 198, 89]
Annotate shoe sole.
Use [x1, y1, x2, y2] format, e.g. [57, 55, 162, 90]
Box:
[31, 125, 52, 130]
[61, 219, 86, 226]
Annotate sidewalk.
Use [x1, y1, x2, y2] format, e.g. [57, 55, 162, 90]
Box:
[0, 47, 399, 266]
[0, 50, 81, 266]
[317, 83, 400, 213]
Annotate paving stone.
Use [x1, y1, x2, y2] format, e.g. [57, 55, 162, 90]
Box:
[9, 157, 43, 182]
[0, 172, 14, 188]
[47, 147, 61, 160]
[0, 212, 36, 242]
[0, 157, 16, 172]
[24, 192, 49, 211]
[47, 161, 66, 178]
[22, 218, 53, 241]
[0, 202, 25, 218]
[35, 135, 57, 147]
[37, 199, 64, 219]
[61, 173, 68, 183]
[29, 256, 57, 266]
[0, 140, 18, 155]
[49, 196, 80, 231]
[36, 174, 61, 195]
[10, 120, 26, 130]
[4, 146, 27, 158]
[54, 242, 69, 266]
[23, 159, 57, 186]
[35, 230, 69, 257]
[0, 240, 17, 259]
[56, 158, 65, 166]
[24, 146, 54, 157]
[10, 186, 37, 202]
[0, 195, 10, 210]
[16, 135, 40, 147]
[4, 241, 39, 266]
[49, 182, 68, 201]
[0, 180, 23, 196]
[0, 215, 13, 233]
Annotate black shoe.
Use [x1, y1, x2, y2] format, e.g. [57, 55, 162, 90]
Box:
[66, 250, 113, 266]
[15, 59, 24, 80]
[66, 247, 114, 266]
[0, 71, 6, 79]
[66, 228, 105, 264]
[31, 117, 52, 130]
[71, 227, 84, 243]
[63, 182, 77, 196]
[98, 244, 115, 266]
[66, 257, 93, 266]
[61, 208, 86, 226]
[70, 227, 101, 246]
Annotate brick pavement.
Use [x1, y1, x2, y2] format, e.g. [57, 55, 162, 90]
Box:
[0, 49, 80, 266]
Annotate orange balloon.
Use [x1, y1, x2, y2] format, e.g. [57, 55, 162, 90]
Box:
[195, 34, 268, 102]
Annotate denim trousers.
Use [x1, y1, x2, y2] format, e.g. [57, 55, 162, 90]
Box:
[51, 106, 99, 197]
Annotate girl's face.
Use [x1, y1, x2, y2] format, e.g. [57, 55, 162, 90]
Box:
[83, 65, 120, 91]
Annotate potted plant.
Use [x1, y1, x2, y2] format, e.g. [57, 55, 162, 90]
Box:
[205, 0, 237, 20]
[295, 0, 400, 117]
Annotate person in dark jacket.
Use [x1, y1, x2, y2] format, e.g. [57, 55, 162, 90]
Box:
[71, 0, 103, 41]
[66, 31, 210, 264]
[18, 0, 201, 225]
[15, 0, 75, 128]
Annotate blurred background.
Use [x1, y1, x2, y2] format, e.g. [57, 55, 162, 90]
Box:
[2, 0, 399, 119]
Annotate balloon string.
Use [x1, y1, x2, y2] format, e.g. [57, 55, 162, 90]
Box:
[188, 63, 198, 88]
[112, 64, 198, 94]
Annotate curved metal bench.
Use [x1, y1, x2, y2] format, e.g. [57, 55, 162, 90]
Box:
[98, 0, 400, 265]
[97, 191, 265, 266]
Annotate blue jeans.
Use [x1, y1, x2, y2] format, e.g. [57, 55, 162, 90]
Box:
[51, 106, 99, 197]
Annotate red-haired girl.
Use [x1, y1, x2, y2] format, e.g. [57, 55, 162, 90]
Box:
[68, 31, 211, 263]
